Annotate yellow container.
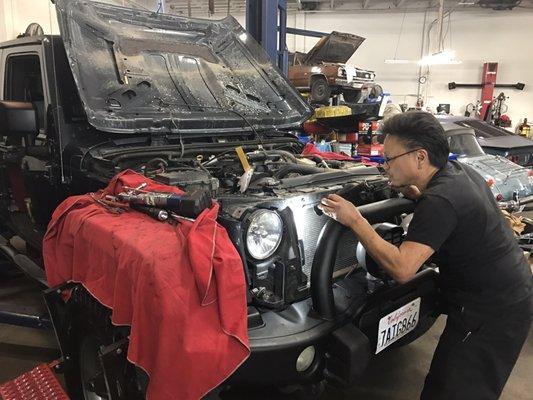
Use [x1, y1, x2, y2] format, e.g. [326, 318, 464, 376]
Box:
[314, 105, 352, 119]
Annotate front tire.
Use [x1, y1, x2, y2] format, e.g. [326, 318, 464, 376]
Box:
[310, 77, 331, 104]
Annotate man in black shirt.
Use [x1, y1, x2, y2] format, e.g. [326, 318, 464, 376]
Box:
[320, 111, 532, 399]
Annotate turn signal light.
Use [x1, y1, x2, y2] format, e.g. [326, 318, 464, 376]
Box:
[486, 178, 495, 187]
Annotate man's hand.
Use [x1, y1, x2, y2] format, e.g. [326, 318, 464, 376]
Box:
[319, 194, 364, 229]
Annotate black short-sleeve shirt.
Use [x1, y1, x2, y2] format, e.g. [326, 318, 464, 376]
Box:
[405, 161, 532, 310]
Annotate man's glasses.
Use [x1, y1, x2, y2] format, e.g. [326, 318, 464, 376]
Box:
[383, 148, 422, 167]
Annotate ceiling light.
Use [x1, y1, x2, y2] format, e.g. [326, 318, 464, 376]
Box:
[384, 59, 410, 64]
[418, 50, 462, 65]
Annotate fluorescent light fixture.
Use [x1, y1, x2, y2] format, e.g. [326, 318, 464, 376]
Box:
[384, 59, 410, 64]
[418, 49, 462, 65]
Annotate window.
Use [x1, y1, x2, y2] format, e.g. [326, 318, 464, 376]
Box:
[4, 54, 45, 131]
[447, 133, 485, 157]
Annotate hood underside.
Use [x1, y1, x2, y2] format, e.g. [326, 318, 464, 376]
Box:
[55, 0, 311, 134]
[302, 31, 365, 65]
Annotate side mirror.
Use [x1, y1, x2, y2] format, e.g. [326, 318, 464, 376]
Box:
[0, 100, 38, 137]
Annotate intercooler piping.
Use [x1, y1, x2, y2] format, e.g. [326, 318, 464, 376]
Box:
[310, 198, 415, 320]
[274, 164, 325, 179]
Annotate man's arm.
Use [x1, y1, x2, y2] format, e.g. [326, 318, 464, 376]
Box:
[320, 193, 443, 283]
[347, 216, 434, 283]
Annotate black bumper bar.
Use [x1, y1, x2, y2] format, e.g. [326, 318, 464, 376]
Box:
[311, 198, 415, 319]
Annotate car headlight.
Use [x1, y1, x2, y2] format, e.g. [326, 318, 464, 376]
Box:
[337, 67, 346, 77]
[246, 210, 283, 260]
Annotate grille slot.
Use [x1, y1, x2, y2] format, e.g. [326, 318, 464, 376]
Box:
[295, 205, 358, 286]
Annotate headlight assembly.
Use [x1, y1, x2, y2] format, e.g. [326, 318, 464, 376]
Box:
[246, 210, 283, 260]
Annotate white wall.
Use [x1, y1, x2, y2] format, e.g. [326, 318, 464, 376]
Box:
[286, 9, 533, 130]
[1, 2, 531, 128]
[0, 0, 59, 42]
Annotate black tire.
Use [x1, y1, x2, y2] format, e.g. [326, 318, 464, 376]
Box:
[310, 77, 331, 104]
[342, 89, 362, 103]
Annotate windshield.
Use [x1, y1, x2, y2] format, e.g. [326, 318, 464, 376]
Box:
[447, 134, 485, 157]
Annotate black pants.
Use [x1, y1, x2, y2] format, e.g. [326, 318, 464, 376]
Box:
[421, 296, 532, 400]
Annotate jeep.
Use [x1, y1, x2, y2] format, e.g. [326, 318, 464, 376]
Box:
[0, 1, 440, 399]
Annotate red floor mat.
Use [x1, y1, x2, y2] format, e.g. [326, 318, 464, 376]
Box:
[0, 362, 69, 400]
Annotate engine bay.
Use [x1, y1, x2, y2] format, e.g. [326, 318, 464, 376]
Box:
[83, 135, 383, 200]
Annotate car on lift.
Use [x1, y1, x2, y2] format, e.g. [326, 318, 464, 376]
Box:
[288, 31, 377, 104]
[0, 1, 441, 399]
[443, 116, 533, 167]
[438, 116, 533, 204]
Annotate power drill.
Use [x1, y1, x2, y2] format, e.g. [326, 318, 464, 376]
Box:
[117, 188, 212, 218]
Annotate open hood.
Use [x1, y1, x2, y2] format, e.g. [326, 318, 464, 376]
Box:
[302, 31, 365, 65]
[55, 0, 311, 134]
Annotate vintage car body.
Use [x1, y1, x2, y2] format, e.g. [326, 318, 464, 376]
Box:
[442, 116, 533, 167]
[288, 31, 376, 104]
[0, 2, 440, 399]
[439, 117, 533, 203]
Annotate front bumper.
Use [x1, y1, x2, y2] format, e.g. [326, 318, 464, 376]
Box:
[230, 198, 441, 387]
[334, 78, 367, 90]
[229, 267, 440, 387]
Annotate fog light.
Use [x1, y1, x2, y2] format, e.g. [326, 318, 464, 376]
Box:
[296, 346, 316, 372]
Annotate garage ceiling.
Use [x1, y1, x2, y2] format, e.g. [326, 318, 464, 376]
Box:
[120, 0, 532, 15]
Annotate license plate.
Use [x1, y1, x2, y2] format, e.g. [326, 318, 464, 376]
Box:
[376, 297, 420, 354]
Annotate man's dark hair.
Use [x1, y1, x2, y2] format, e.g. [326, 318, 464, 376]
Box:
[381, 111, 449, 169]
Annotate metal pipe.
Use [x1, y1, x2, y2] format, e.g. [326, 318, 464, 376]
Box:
[311, 198, 415, 320]
[285, 26, 327, 38]
[274, 164, 324, 178]
[416, 8, 428, 100]
[436, 0, 444, 52]
[0, 310, 52, 330]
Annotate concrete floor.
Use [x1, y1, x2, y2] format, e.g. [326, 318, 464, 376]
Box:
[0, 273, 531, 400]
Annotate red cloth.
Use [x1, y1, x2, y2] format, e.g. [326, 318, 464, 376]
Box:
[43, 170, 250, 400]
[302, 142, 354, 161]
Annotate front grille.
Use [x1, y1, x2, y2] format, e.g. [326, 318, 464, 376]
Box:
[295, 204, 358, 284]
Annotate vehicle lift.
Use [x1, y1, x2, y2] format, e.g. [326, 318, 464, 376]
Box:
[245, 0, 327, 76]
[448, 62, 525, 121]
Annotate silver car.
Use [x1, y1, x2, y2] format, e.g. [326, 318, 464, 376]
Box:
[439, 119, 533, 203]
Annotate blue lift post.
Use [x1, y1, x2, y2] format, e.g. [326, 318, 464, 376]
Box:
[246, 1, 327, 75]
[156, 0, 165, 13]
[246, 0, 288, 75]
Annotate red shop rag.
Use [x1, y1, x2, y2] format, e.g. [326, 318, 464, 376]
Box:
[301, 142, 355, 161]
[42, 170, 250, 400]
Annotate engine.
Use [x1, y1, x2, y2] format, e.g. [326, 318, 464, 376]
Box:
[83, 141, 401, 309]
